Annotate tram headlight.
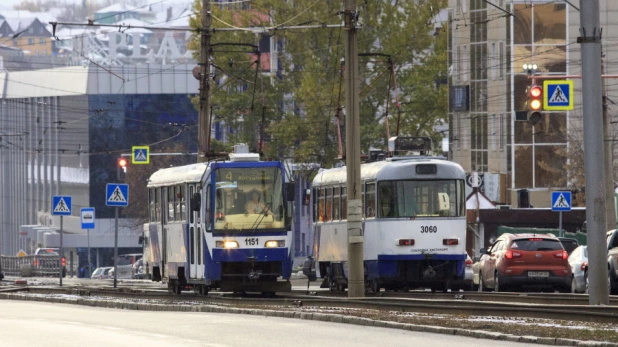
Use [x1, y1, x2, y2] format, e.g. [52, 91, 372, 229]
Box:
[216, 241, 239, 249]
[265, 240, 285, 248]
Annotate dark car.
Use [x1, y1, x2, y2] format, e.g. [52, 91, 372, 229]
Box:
[558, 238, 580, 255]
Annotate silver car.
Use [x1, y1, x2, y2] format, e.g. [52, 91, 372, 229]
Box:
[568, 245, 588, 293]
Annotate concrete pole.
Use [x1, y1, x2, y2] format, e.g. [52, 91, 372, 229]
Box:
[579, 0, 609, 305]
[602, 57, 616, 230]
[113, 207, 119, 289]
[198, 0, 212, 162]
[87, 229, 91, 279]
[344, 0, 364, 298]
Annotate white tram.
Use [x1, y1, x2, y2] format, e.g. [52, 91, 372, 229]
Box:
[144, 145, 295, 295]
[311, 137, 467, 292]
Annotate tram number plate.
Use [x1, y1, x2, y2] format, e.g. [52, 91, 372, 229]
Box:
[245, 238, 259, 246]
[528, 271, 549, 277]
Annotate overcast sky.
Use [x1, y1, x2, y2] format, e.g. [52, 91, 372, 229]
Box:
[1, 0, 81, 10]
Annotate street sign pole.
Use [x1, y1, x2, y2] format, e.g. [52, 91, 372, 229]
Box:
[559, 211, 563, 238]
[59, 216, 63, 287]
[114, 207, 119, 289]
[87, 229, 91, 278]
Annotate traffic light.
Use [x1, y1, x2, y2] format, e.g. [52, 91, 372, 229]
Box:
[61, 257, 66, 267]
[117, 157, 127, 181]
[527, 84, 543, 125]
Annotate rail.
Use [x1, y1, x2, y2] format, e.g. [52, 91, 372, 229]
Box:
[0, 255, 63, 277]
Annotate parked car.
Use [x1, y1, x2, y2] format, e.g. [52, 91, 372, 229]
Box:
[452, 253, 474, 291]
[476, 233, 571, 292]
[33, 248, 66, 277]
[568, 245, 588, 293]
[558, 238, 580, 255]
[607, 230, 618, 295]
[91, 267, 113, 280]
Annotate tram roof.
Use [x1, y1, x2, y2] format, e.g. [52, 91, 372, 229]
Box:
[147, 163, 208, 188]
[311, 158, 465, 187]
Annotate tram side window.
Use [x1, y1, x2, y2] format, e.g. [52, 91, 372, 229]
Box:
[325, 187, 332, 222]
[197, 227, 202, 264]
[365, 183, 376, 218]
[333, 187, 340, 221]
[180, 185, 186, 221]
[168, 187, 175, 222]
[190, 227, 195, 265]
[149, 189, 155, 222]
[318, 188, 325, 222]
[341, 187, 347, 220]
[205, 184, 212, 231]
[189, 186, 194, 224]
[155, 188, 161, 222]
[313, 188, 318, 222]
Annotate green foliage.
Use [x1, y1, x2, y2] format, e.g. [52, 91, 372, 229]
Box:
[189, 0, 447, 166]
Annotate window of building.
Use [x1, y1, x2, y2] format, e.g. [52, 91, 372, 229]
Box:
[499, 113, 505, 151]
[39, 38, 45, 44]
[456, 45, 461, 82]
[28, 27, 33, 34]
[491, 114, 496, 151]
[463, 45, 468, 82]
[28, 38, 34, 45]
[499, 41, 504, 79]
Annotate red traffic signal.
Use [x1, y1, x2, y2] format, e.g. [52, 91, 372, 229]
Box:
[118, 158, 128, 168]
[61, 257, 66, 267]
[529, 85, 542, 98]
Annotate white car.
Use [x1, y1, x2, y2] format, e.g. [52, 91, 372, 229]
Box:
[91, 267, 113, 280]
[452, 253, 474, 291]
[568, 245, 588, 293]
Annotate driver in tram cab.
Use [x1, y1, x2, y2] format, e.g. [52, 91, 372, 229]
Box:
[245, 190, 270, 215]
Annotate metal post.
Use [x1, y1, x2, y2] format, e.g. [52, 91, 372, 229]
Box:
[579, 0, 609, 305]
[344, 0, 364, 298]
[59, 216, 63, 287]
[113, 207, 118, 289]
[87, 229, 91, 279]
[559, 212, 563, 238]
[198, 0, 212, 161]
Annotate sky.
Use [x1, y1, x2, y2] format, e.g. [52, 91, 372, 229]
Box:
[1, 0, 83, 10]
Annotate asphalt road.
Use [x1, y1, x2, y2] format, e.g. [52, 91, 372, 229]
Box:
[0, 300, 543, 347]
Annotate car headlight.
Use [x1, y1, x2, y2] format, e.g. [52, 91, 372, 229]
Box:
[216, 241, 239, 248]
[265, 240, 285, 248]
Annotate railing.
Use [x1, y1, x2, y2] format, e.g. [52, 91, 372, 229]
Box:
[0, 255, 63, 277]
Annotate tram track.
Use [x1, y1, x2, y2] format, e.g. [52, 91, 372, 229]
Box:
[15, 285, 618, 324]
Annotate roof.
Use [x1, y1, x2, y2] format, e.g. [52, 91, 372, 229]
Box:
[96, 4, 138, 14]
[312, 158, 466, 187]
[148, 163, 209, 188]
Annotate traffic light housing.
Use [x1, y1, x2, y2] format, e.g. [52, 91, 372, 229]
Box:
[527, 85, 543, 125]
[117, 157, 127, 181]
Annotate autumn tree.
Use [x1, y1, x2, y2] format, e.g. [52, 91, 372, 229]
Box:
[188, 0, 447, 167]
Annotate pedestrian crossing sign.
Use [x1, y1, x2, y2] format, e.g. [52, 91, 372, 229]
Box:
[544, 80, 574, 111]
[52, 196, 72, 215]
[132, 146, 150, 164]
[106, 183, 129, 207]
[551, 191, 571, 212]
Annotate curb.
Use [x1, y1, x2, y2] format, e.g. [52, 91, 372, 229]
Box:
[0, 293, 616, 346]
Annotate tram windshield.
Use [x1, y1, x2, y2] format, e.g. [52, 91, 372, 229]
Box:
[214, 167, 286, 231]
[377, 179, 464, 218]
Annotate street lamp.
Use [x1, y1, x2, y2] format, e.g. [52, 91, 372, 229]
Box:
[523, 63, 538, 75]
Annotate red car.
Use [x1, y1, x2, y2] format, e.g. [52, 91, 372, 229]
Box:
[477, 233, 571, 292]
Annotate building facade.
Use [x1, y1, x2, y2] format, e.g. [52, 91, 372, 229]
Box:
[447, 0, 617, 207]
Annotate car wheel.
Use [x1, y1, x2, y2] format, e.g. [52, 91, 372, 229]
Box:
[494, 272, 501, 293]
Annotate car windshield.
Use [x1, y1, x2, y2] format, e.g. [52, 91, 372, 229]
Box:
[92, 269, 102, 276]
[510, 238, 562, 251]
[103, 268, 111, 275]
[213, 167, 287, 232]
[560, 240, 579, 254]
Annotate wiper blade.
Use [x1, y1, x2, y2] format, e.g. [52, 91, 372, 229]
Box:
[248, 203, 271, 233]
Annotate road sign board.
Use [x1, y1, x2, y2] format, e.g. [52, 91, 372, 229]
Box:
[551, 191, 572, 212]
[132, 146, 150, 164]
[106, 184, 129, 207]
[81, 207, 96, 229]
[52, 196, 72, 215]
[544, 80, 574, 111]
[17, 250, 27, 257]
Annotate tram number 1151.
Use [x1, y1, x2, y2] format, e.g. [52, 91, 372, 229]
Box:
[245, 238, 259, 246]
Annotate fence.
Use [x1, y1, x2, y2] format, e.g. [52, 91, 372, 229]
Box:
[0, 255, 64, 277]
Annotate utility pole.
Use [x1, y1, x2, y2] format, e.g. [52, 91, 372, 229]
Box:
[344, 0, 364, 298]
[579, 0, 609, 305]
[602, 54, 617, 230]
[198, 0, 212, 162]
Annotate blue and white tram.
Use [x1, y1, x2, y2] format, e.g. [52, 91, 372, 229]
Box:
[312, 144, 466, 292]
[145, 149, 295, 295]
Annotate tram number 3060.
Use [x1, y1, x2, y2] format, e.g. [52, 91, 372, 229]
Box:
[420, 226, 438, 233]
